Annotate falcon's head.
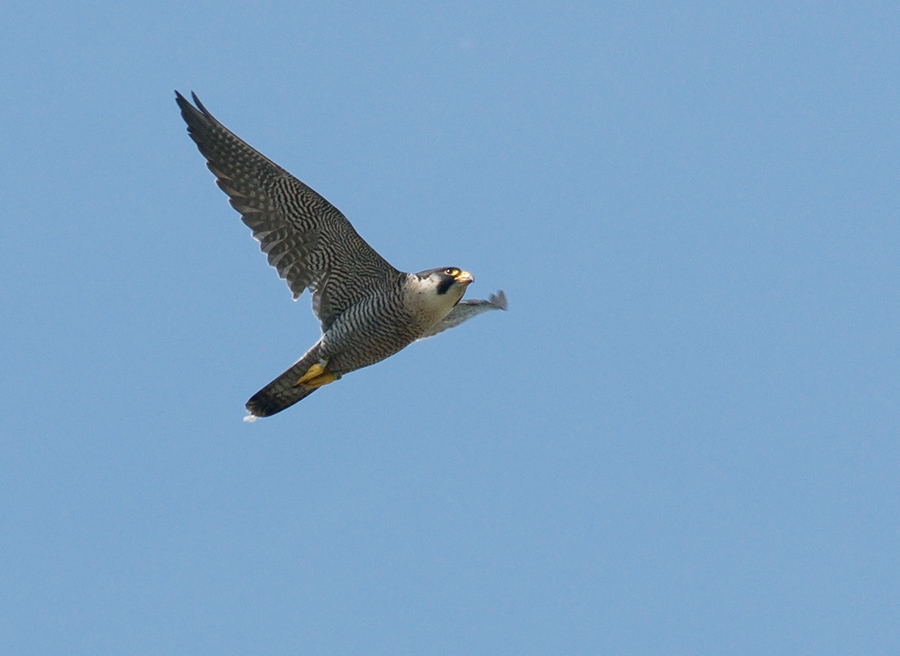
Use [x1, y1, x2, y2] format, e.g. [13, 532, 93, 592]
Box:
[424, 267, 475, 296]
[406, 267, 475, 323]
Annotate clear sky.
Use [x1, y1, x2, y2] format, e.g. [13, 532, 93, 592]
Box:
[2, 1, 898, 654]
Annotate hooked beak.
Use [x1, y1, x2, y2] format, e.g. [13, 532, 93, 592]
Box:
[454, 270, 474, 285]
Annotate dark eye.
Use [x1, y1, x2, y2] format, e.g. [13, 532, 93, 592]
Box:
[444, 268, 458, 276]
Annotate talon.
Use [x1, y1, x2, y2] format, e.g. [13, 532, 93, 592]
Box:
[293, 361, 336, 389]
[297, 371, 336, 389]
[295, 362, 327, 385]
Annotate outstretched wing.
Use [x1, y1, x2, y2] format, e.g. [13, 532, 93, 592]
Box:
[418, 290, 508, 340]
[176, 91, 400, 330]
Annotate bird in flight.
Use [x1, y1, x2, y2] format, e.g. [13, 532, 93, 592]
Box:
[176, 92, 507, 420]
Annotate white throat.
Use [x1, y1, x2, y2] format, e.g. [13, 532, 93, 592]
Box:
[403, 274, 466, 330]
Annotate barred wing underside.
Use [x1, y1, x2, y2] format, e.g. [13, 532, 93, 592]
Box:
[176, 91, 399, 331]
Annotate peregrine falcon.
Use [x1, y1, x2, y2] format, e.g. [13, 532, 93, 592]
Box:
[176, 92, 507, 420]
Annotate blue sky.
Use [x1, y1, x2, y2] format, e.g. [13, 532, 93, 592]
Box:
[2, 1, 899, 654]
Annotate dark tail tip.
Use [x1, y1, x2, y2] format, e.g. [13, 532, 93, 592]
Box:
[245, 386, 318, 419]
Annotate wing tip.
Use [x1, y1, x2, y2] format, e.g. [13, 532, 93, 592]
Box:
[191, 91, 210, 115]
[174, 89, 190, 113]
[490, 290, 508, 310]
[175, 89, 214, 122]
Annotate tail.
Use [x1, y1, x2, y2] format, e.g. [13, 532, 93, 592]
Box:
[244, 351, 322, 420]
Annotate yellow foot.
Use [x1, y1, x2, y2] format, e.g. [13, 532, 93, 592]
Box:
[294, 371, 336, 389]
[293, 363, 336, 389]
[295, 362, 327, 385]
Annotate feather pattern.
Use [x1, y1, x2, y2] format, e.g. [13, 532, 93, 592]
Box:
[176, 92, 506, 417]
[176, 91, 400, 331]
